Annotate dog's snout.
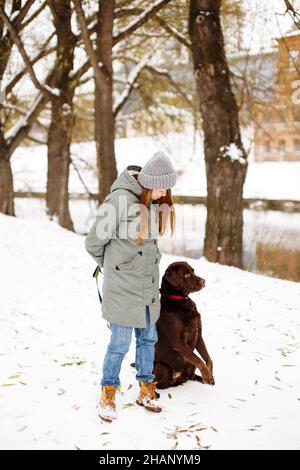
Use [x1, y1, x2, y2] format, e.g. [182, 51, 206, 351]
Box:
[189, 275, 205, 292]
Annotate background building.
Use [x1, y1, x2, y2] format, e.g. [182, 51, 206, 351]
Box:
[253, 26, 300, 161]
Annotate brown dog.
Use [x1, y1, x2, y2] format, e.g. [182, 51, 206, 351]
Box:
[153, 261, 215, 389]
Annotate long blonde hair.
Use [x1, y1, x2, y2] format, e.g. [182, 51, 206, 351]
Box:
[133, 179, 176, 245]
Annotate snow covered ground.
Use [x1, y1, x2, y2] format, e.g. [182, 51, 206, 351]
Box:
[0, 213, 300, 450]
[11, 132, 300, 201]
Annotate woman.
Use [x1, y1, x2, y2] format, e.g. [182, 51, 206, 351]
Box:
[85, 151, 176, 422]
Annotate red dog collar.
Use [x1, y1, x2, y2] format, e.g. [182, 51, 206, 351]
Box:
[160, 293, 188, 300]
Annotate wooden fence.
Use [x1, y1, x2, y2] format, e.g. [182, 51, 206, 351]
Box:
[14, 191, 300, 212]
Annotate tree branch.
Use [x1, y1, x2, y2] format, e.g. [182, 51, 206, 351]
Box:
[145, 64, 194, 108]
[0, 5, 58, 100]
[20, 0, 48, 30]
[113, 0, 173, 44]
[5, 91, 49, 155]
[71, 0, 103, 90]
[12, 0, 36, 30]
[113, 52, 153, 117]
[5, 32, 56, 96]
[155, 15, 191, 50]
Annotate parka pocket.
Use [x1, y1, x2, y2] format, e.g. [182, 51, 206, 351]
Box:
[116, 251, 143, 270]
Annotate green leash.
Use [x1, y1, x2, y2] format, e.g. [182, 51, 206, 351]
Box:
[92, 265, 111, 330]
[92, 265, 103, 304]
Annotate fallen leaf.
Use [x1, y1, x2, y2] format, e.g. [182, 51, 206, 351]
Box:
[17, 426, 28, 432]
[172, 440, 178, 450]
[60, 361, 86, 367]
[166, 433, 177, 440]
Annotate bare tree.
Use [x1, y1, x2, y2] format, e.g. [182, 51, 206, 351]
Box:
[72, 0, 173, 204]
[283, 0, 300, 28]
[46, 0, 77, 230]
[0, 1, 93, 222]
[0, 0, 55, 215]
[188, 0, 248, 267]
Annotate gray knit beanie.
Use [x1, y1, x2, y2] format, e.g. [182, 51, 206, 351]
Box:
[137, 151, 177, 189]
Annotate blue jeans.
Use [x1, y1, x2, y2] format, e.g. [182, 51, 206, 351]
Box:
[100, 305, 158, 387]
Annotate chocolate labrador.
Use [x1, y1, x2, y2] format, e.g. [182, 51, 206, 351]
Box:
[153, 261, 215, 389]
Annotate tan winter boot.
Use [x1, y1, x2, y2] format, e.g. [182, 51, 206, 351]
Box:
[136, 380, 162, 412]
[98, 385, 118, 422]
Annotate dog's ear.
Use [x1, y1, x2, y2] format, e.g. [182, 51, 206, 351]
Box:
[164, 268, 180, 287]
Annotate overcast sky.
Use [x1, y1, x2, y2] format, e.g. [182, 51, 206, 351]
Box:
[242, 0, 300, 53]
[2, 0, 300, 99]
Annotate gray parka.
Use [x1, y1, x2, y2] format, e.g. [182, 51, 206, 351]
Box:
[85, 165, 162, 328]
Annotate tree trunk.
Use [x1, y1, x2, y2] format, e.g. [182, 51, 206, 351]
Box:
[95, 0, 117, 204]
[46, 0, 76, 230]
[0, 1, 58, 219]
[47, 101, 75, 230]
[188, 0, 248, 267]
[0, 130, 14, 215]
[0, 0, 14, 216]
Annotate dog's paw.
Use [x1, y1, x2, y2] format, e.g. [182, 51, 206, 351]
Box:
[191, 374, 204, 383]
[191, 373, 215, 385]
